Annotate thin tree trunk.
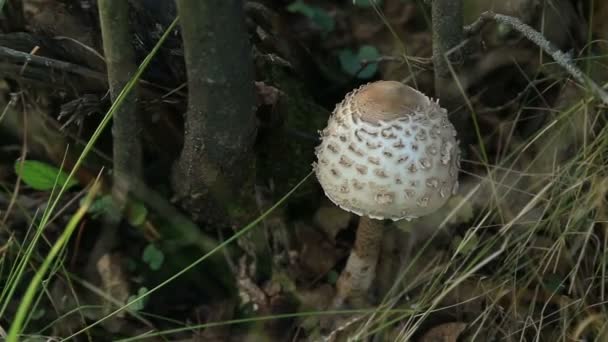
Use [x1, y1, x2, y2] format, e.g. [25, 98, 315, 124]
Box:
[172, 0, 257, 221]
[432, 0, 464, 99]
[93, 0, 142, 274]
[99, 0, 142, 201]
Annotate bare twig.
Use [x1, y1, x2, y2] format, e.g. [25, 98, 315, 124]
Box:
[0, 45, 108, 84]
[464, 13, 492, 37]
[0, 45, 182, 96]
[472, 11, 608, 105]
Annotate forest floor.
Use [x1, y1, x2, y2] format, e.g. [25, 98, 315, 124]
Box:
[1, 0, 608, 341]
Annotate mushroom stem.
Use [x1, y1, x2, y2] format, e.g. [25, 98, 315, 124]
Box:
[333, 216, 384, 308]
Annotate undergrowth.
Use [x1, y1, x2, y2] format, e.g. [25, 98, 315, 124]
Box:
[1, 1, 608, 341]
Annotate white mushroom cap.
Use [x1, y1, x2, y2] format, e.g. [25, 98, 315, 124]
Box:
[313, 81, 460, 221]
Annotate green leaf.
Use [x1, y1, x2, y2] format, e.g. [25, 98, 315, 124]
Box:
[14, 160, 78, 191]
[310, 9, 334, 33]
[86, 196, 148, 226]
[357, 45, 381, 78]
[338, 45, 380, 79]
[142, 244, 164, 271]
[287, 0, 334, 33]
[338, 49, 360, 76]
[126, 201, 148, 227]
[287, 0, 315, 17]
[126, 287, 148, 311]
[85, 194, 121, 223]
[87, 195, 114, 217]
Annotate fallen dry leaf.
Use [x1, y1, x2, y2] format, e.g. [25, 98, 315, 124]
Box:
[97, 252, 130, 317]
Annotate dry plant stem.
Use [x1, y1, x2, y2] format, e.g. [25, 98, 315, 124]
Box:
[431, 0, 463, 99]
[473, 11, 608, 105]
[333, 217, 384, 308]
[173, 0, 257, 203]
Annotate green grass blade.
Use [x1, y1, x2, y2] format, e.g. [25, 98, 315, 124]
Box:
[6, 181, 101, 341]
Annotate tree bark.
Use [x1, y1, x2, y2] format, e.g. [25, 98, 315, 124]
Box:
[172, 0, 257, 222]
[432, 0, 464, 99]
[99, 0, 142, 198]
[95, 0, 142, 271]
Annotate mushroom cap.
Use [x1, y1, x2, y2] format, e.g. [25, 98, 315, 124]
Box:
[313, 81, 460, 221]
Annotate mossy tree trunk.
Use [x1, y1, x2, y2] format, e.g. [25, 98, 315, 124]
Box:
[172, 0, 257, 224]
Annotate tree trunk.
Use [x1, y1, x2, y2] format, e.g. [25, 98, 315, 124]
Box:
[172, 0, 257, 224]
[94, 0, 142, 275]
[99, 0, 142, 197]
[432, 0, 464, 100]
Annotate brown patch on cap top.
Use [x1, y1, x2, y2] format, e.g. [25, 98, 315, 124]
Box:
[353, 81, 429, 123]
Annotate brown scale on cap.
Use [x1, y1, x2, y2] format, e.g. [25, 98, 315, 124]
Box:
[354, 81, 429, 123]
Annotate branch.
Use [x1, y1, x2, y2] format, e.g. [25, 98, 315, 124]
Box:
[471, 11, 608, 105]
[0, 44, 181, 97]
[0, 45, 108, 89]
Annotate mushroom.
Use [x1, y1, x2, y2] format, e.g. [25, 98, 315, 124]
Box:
[313, 80, 460, 307]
